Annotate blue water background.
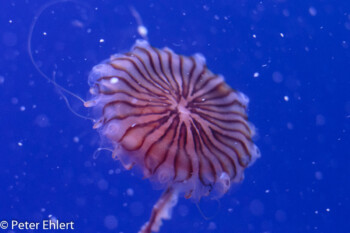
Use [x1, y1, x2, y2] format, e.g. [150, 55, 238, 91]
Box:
[1, 0, 349, 232]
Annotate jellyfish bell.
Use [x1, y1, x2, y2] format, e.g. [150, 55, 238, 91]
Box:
[86, 39, 260, 233]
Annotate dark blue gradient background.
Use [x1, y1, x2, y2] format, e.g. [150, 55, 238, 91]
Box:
[1, 0, 349, 232]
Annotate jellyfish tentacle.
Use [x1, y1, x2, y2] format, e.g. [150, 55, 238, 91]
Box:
[139, 187, 178, 233]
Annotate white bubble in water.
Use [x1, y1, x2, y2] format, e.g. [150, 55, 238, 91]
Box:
[138, 25, 148, 38]
[309, 7, 317, 16]
[126, 188, 134, 196]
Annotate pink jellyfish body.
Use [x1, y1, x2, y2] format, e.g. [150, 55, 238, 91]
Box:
[85, 40, 260, 233]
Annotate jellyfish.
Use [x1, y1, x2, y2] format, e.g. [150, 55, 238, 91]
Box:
[85, 40, 260, 233]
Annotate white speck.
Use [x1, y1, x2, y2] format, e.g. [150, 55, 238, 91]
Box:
[228, 208, 233, 212]
[20, 106, 25, 111]
[252, 34, 257, 38]
[99, 38, 105, 43]
[87, 28, 92, 33]
[43, 32, 47, 36]
[9, 19, 13, 23]
[18, 142, 23, 146]
[126, 188, 134, 196]
[110, 77, 119, 84]
[253, 72, 259, 78]
[309, 7, 317, 16]
[280, 32, 285, 38]
[265, 189, 270, 193]
[284, 96, 289, 101]
[326, 208, 330, 212]
[137, 25, 148, 38]
[315, 210, 319, 214]
[34, 114, 50, 127]
[41, 208, 46, 212]
[73, 136, 79, 143]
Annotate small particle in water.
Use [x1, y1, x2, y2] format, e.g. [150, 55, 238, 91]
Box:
[137, 25, 148, 38]
[253, 72, 259, 78]
[0, 76, 4, 84]
[43, 32, 47, 36]
[326, 208, 330, 212]
[126, 188, 134, 196]
[252, 34, 257, 38]
[9, 19, 13, 23]
[309, 7, 317, 16]
[99, 38, 105, 43]
[18, 142, 23, 146]
[284, 96, 289, 101]
[203, 5, 210, 11]
[73, 136, 79, 143]
[315, 171, 323, 180]
[34, 114, 50, 128]
[280, 32, 285, 38]
[20, 106, 25, 111]
[265, 189, 270, 193]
